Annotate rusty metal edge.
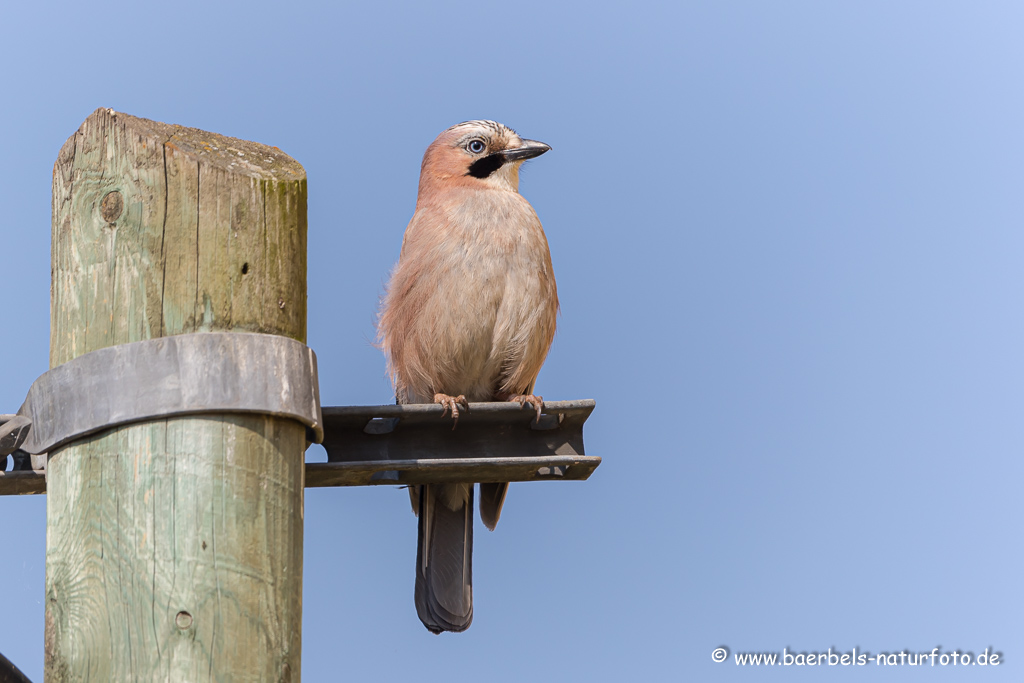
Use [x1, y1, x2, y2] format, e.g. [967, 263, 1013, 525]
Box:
[0, 470, 46, 496]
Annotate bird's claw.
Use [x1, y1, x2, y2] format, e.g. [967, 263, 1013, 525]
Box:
[508, 394, 544, 423]
[434, 393, 469, 429]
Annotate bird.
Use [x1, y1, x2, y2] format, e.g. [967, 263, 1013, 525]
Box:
[377, 120, 558, 633]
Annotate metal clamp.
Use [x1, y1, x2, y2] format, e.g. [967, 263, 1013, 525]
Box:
[5, 332, 322, 457]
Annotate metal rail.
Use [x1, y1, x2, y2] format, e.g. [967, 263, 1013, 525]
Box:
[1, 400, 599, 495]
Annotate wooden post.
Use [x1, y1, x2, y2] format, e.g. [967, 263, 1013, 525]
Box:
[46, 108, 307, 681]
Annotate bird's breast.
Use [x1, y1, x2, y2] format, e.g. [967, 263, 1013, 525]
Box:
[387, 189, 557, 400]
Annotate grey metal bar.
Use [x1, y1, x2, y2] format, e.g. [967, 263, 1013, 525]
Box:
[0, 415, 31, 457]
[320, 399, 594, 462]
[15, 332, 323, 455]
[307, 455, 601, 487]
[1, 399, 599, 496]
[1, 455, 602, 496]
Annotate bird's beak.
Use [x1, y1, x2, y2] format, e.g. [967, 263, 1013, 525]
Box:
[500, 139, 551, 162]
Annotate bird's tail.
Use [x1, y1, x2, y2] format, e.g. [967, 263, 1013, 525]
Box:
[414, 483, 474, 633]
[478, 482, 508, 530]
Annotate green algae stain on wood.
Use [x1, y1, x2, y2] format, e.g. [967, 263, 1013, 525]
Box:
[47, 108, 307, 682]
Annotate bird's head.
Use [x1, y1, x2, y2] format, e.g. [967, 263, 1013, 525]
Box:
[418, 120, 550, 195]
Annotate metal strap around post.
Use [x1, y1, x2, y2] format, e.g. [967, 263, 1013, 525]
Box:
[6, 332, 323, 458]
[2, 333, 600, 495]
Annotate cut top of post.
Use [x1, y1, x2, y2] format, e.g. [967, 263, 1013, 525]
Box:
[78, 108, 305, 181]
[52, 107, 309, 366]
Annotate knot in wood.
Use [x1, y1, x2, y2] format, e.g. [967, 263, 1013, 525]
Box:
[175, 611, 193, 629]
[100, 190, 123, 222]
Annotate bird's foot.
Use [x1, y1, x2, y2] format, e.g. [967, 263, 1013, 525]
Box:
[434, 393, 469, 429]
[506, 394, 544, 423]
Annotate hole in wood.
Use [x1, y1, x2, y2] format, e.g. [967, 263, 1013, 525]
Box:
[241, 262, 249, 275]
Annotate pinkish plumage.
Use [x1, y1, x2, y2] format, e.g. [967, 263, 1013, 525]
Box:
[377, 121, 558, 633]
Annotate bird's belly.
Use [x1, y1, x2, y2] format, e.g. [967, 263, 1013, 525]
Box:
[411, 253, 546, 402]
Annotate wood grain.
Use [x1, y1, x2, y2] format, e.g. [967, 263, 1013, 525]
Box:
[47, 108, 306, 682]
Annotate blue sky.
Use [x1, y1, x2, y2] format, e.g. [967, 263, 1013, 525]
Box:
[2, 1, 1022, 680]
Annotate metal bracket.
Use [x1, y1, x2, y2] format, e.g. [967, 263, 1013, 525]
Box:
[2, 399, 599, 495]
[0, 333, 600, 496]
[310, 400, 599, 487]
[6, 332, 322, 457]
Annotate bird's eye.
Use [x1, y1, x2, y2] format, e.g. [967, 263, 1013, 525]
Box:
[467, 140, 486, 154]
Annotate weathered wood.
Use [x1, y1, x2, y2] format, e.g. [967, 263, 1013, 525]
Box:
[47, 108, 306, 682]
